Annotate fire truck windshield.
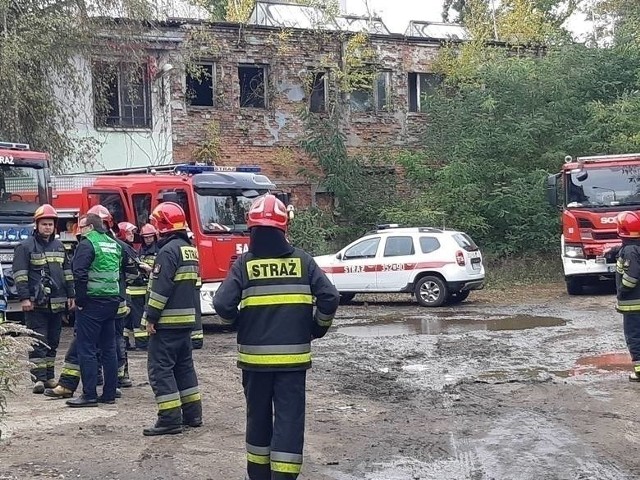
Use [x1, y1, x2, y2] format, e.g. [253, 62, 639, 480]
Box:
[195, 189, 258, 233]
[0, 164, 48, 215]
[567, 166, 640, 208]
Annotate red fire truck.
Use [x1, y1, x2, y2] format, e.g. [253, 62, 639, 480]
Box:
[547, 153, 640, 295]
[0, 142, 53, 314]
[52, 163, 289, 321]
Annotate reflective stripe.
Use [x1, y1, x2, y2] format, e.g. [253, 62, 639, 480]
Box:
[237, 352, 311, 366]
[126, 286, 148, 296]
[181, 393, 201, 404]
[241, 284, 311, 299]
[315, 310, 334, 327]
[239, 343, 310, 354]
[175, 265, 199, 275]
[179, 386, 199, 397]
[271, 451, 303, 464]
[148, 298, 165, 310]
[247, 443, 271, 455]
[149, 291, 169, 303]
[174, 272, 198, 281]
[191, 329, 204, 339]
[116, 302, 129, 317]
[240, 294, 313, 309]
[158, 308, 196, 325]
[271, 461, 302, 474]
[623, 273, 638, 288]
[158, 399, 182, 411]
[156, 392, 180, 403]
[247, 453, 270, 465]
[134, 330, 148, 338]
[14, 269, 28, 283]
[64, 269, 74, 281]
[61, 368, 80, 377]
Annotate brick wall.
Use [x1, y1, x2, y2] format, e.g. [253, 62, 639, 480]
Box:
[169, 22, 441, 207]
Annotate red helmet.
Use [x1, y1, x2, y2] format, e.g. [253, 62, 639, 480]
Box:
[617, 211, 640, 238]
[117, 222, 137, 240]
[140, 223, 157, 236]
[87, 205, 114, 228]
[150, 202, 186, 234]
[34, 204, 58, 223]
[247, 194, 288, 231]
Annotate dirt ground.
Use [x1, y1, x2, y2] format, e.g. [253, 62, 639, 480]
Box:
[1, 282, 639, 480]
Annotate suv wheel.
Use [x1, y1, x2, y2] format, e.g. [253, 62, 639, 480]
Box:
[448, 290, 470, 305]
[415, 276, 448, 307]
[339, 293, 356, 304]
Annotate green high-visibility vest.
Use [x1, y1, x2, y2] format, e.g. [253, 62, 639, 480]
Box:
[85, 230, 121, 297]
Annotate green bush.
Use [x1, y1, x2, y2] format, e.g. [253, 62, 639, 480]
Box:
[288, 207, 338, 256]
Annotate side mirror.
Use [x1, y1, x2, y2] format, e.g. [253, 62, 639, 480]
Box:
[336, 252, 343, 260]
[546, 173, 559, 207]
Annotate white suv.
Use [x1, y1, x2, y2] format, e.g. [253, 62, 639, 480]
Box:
[314, 225, 485, 307]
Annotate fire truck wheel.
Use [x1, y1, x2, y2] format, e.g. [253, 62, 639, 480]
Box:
[415, 276, 448, 307]
[339, 293, 356, 305]
[565, 277, 584, 296]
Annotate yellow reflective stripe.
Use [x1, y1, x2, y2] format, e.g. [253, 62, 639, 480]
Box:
[617, 304, 640, 312]
[240, 294, 313, 309]
[623, 279, 636, 288]
[271, 461, 302, 474]
[237, 352, 311, 366]
[174, 272, 198, 281]
[61, 368, 81, 377]
[148, 298, 165, 310]
[134, 330, 148, 338]
[14, 275, 28, 282]
[181, 392, 201, 404]
[64, 275, 74, 281]
[157, 315, 195, 325]
[158, 399, 181, 411]
[247, 453, 270, 465]
[30, 259, 46, 266]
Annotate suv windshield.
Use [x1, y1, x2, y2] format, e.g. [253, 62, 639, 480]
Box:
[0, 164, 48, 215]
[567, 166, 640, 207]
[195, 189, 258, 233]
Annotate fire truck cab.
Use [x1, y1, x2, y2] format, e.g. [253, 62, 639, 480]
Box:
[53, 163, 283, 318]
[547, 153, 640, 295]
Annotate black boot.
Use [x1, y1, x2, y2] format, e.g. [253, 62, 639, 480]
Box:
[183, 417, 203, 428]
[66, 395, 98, 407]
[142, 424, 183, 436]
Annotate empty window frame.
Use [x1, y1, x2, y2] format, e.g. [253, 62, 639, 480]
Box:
[350, 71, 391, 112]
[408, 72, 442, 113]
[309, 72, 327, 113]
[238, 65, 267, 108]
[93, 62, 152, 128]
[186, 63, 215, 107]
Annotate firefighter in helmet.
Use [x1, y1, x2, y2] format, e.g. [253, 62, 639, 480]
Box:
[212, 194, 339, 480]
[13, 204, 75, 394]
[616, 211, 640, 381]
[142, 202, 202, 436]
[130, 223, 159, 350]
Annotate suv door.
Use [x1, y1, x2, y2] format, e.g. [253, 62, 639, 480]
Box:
[332, 236, 381, 291]
[376, 235, 416, 290]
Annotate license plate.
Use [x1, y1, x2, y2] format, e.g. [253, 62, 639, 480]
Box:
[468, 250, 481, 259]
[472, 262, 481, 271]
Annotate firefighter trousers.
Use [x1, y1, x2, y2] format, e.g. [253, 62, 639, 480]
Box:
[115, 316, 130, 383]
[242, 370, 306, 480]
[147, 329, 202, 427]
[125, 293, 148, 350]
[76, 301, 119, 401]
[25, 310, 62, 382]
[57, 337, 107, 392]
[624, 313, 640, 372]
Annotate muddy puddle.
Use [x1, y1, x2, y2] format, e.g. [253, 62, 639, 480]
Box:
[337, 314, 566, 337]
[556, 352, 633, 377]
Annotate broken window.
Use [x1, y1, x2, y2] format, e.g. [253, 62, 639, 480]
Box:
[238, 65, 267, 108]
[350, 71, 390, 113]
[93, 62, 152, 128]
[186, 63, 215, 107]
[408, 73, 442, 113]
[309, 72, 327, 113]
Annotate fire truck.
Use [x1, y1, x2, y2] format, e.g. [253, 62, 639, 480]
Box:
[547, 153, 640, 295]
[0, 142, 53, 314]
[52, 163, 288, 321]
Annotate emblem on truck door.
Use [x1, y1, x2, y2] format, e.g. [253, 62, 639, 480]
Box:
[235, 244, 249, 254]
[601, 217, 618, 224]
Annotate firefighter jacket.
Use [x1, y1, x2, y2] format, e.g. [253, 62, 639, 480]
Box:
[142, 232, 199, 330]
[13, 234, 75, 313]
[112, 235, 140, 318]
[212, 248, 340, 372]
[616, 239, 640, 313]
[130, 241, 158, 298]
[72, 230, 121, 307]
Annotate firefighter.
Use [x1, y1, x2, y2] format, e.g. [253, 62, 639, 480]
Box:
[142, 202, 202, 436]
[130, 223, 159, 350]
[212, 194, 339, 480]
[615, 211, 640, 382]
[65, 212, 121, 407]
[186, 227, 203, 350]
[13, 204, 75, 394]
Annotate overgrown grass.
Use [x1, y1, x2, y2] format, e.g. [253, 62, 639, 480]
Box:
[483, 253, 563, 289]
